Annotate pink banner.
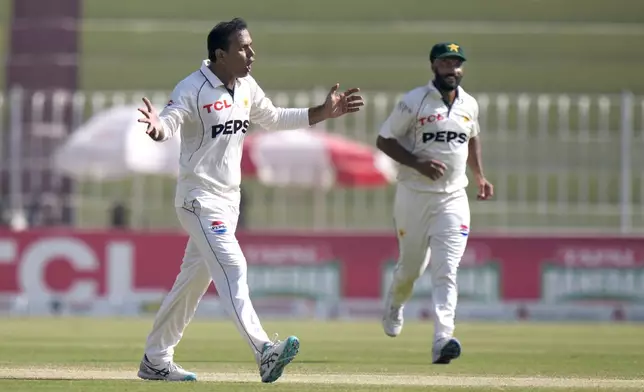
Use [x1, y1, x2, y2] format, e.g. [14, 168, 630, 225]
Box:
[1, 229, 643, 304]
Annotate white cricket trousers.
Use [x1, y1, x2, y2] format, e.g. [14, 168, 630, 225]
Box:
[144, 191, 270, 364]
[387, 184, 470, 341]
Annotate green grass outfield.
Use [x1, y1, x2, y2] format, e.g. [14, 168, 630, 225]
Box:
[77, 0, 644, 92]
[0, 318, 643, 391]
[2, 0, 644, 92]
[82, 0, 644, 23]
[78, 22, 644, 92]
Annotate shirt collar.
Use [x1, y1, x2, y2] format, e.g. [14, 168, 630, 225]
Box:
[200, 59, 224, 88]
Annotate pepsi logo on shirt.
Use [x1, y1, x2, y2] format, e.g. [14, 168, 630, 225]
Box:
[210, 220, 227, 234]
[422, 131, 468, 144]
[211, 119, 250, 138]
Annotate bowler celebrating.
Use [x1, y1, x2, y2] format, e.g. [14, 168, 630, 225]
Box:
[376, 42, 493, 364]
[136, 18, 364, 383]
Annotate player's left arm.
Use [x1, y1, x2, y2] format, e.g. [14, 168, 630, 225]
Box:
[467, 104, 494, 200]
[467, 136, 485, 179]
[250, 80, 309, 131]
[250, 78, 363, 130]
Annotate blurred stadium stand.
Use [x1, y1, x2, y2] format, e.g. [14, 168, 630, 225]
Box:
[1, 88, 643, 233]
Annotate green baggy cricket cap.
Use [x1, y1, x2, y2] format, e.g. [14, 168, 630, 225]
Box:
[429, 42, 467, 62]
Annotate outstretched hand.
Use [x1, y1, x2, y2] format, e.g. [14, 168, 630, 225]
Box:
[323, 83, 364, 119]
[137, 97, 164, 141]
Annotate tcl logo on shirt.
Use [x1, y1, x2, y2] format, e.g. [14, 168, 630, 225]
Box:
[211, 119, 250, 138]
[203, 100, 233, 113]
[418, 113, 447, 126]
[422, 131, 468, 144]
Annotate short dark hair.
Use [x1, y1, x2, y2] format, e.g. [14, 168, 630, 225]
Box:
[207, 17, 248, 62]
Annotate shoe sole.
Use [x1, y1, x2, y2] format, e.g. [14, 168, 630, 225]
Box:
[137, 370, 197, 381]
[383, 327, 401, 337]
[262, 336, 300, 383]
[382, 319, 402, 337]
[432, 338, 461, 364]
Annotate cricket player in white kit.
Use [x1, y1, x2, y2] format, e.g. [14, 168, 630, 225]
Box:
[376, 43, 493, 364]
[135, 18, 364, 383]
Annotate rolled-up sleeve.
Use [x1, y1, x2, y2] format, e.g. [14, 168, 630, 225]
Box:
[248, 77, 310, 131]
[158, 81, 197, 141]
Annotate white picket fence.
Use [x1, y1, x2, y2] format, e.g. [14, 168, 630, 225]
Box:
[1, 88, 643, 233]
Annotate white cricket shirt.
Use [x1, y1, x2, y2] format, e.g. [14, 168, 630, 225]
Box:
[158, 60, 310, 206]
[378, 83, 480, 193]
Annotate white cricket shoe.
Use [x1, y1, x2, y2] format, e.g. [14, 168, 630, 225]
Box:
[137, 354, 197, 381]
[259, 335, 300, 383]
[432, 337, 462, 364]
[382, 301, 404, 337]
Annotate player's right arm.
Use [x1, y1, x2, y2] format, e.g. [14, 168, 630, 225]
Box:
[138, 81, 196, 142]
[376, 95, 446, 180]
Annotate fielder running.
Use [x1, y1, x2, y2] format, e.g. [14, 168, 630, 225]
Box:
[135, 18, 364, 383]
[376, 42, 493, 364]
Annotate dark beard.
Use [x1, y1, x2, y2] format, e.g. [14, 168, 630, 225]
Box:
[434, 74, 461, 91]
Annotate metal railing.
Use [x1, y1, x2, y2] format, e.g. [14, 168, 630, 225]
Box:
[1, 88, 642, 233]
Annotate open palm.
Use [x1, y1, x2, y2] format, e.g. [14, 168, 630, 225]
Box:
[137, 97, 163, 141]
[324, 84, 364, 118]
